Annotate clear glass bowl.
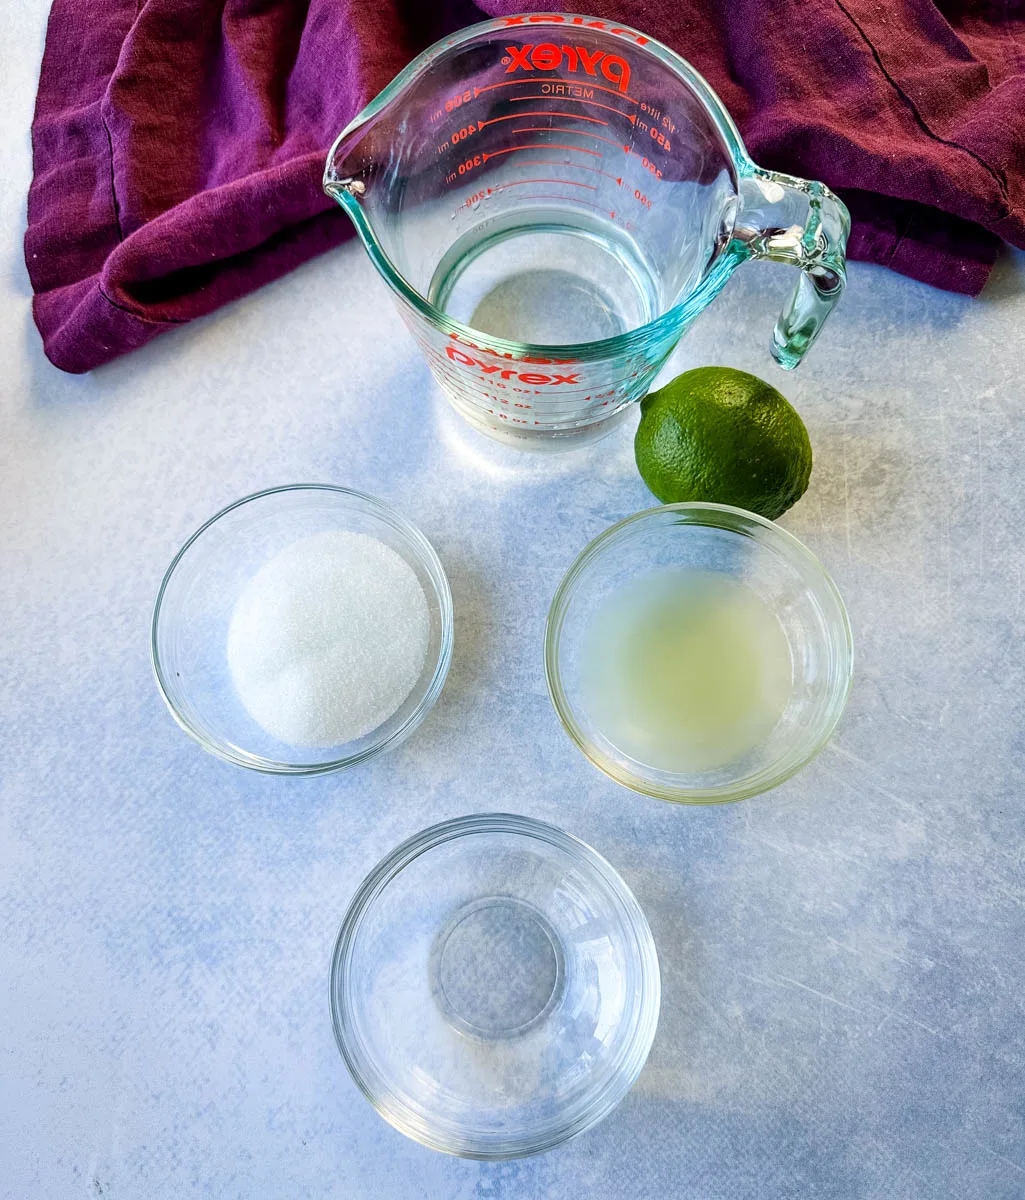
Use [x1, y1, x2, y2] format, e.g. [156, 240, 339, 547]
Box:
[151, 485, 453, 774]
[545, 503, 853, 804]
[330, 813, 660, 1160]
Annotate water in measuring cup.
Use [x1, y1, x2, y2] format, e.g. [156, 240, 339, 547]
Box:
[428, 209, 661, 345]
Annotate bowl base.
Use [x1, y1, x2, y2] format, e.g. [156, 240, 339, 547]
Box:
[430, 898, 564, 1040]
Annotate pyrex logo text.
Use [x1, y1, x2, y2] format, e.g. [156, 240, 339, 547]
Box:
[498, 16, 649, 47]
[445, 344, 580, 385]
[504, 43, 631, 94]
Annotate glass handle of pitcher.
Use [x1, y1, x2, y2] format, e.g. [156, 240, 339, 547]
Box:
[735, 168, 850, 369]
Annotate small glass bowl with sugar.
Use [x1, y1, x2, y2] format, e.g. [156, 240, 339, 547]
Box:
[152, 485, 453, 774]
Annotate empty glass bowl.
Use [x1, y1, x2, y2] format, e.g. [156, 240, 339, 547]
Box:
[151, 485, 452, 774]
[545, 503, 853, 803]
[330, 814, 660, 1159]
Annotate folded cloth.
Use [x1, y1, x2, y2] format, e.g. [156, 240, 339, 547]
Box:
[25, 0, 1025, 373]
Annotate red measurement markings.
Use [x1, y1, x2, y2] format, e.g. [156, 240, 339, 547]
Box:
[474, 79, 639, 104]
[512, 127, 625, 149]
[477, 110, 608, 129]
[481, 143, 603, 162]
[623, 142, 667, 160]
[495, 178, 598, 192]
[515, 158, 624, 184]
[458, 177, 596, 211]
[510, 95, 636, 124]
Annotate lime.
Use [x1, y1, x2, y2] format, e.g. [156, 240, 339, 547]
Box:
[634, 367, 812, 520]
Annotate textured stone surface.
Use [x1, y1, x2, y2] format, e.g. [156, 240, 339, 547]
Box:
[2, 5, 1024, 1196]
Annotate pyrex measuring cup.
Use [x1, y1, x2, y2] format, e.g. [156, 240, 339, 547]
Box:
[324, 14, 849, 448]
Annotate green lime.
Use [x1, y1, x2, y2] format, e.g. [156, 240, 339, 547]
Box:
[634, 366, 813, 520]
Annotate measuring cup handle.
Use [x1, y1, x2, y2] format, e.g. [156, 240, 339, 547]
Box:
[735, 168, 850, 369]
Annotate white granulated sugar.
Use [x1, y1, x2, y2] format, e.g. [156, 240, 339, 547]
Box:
[227, 530, 431, 748]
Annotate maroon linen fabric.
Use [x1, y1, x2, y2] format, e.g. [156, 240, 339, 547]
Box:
[25, 1, 1025, 373]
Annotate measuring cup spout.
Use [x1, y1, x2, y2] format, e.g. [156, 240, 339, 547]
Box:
[323, 126, 371, 205]
[734, 170, 850, 369]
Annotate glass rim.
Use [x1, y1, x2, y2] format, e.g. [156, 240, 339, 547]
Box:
[323, 12, 757, 360]
[150, 483, 454, 776]
[329, 812, 661, 1159]
[544, 502, 854, 804]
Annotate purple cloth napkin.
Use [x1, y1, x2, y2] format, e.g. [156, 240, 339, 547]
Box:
[25, 0, 1025, 373]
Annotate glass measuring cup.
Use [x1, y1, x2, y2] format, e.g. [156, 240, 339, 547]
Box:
[324, 14, 849, 448]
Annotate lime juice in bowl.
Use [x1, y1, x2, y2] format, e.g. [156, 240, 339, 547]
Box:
[545, 504, 853, 804]
[580, 567, 794, 774]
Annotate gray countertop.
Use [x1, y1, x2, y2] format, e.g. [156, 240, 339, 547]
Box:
[2, 4, 1024, 1197]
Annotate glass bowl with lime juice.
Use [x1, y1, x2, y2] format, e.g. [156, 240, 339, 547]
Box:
[545, 503, 853, 804]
